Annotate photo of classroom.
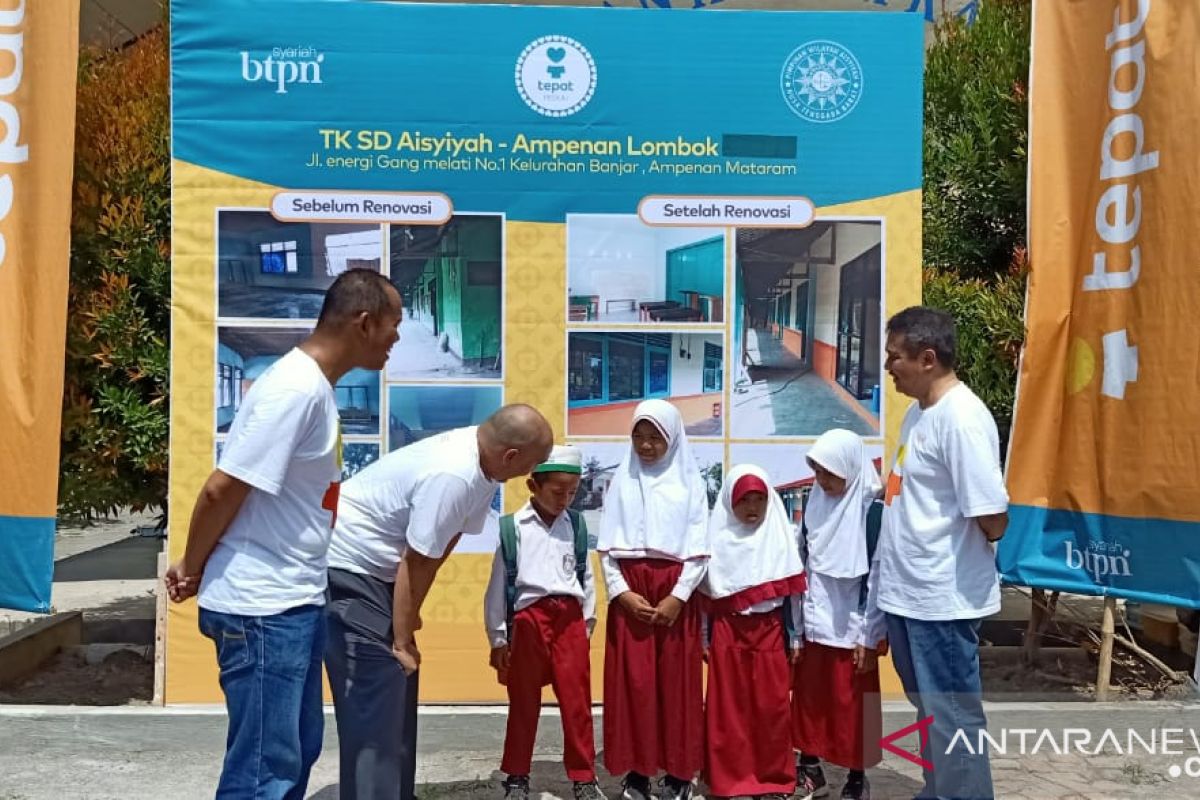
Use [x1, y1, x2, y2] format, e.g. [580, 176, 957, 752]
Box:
[386, 384, 503, 554]
[731, 221, 883, 438]
[386, 384, 503, 451]
[217, 210, 384, 320]
[567, 331, 724, 437]
[572, 440, 724, 539]
[386, 215, 503, 382]
[216, 327, 382, 435]
[730, 442, 883, 523]
[566, 214, 725, 324]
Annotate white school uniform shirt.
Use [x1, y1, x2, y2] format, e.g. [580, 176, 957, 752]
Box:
[875, 383, 1009, 621]
[327, 426, 498, 581]
[484, 501, 597, 648]
[199, 348, 341, 616]
[802, 571, 886, 650]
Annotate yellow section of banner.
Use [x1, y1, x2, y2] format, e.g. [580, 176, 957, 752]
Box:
[0, 1, 79, 518]
[167, 159, 917, 702]
[1009, 0, 1200, 521]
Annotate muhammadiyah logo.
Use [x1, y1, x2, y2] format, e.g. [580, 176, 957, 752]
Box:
[780, 40, 863, 123]
[515, 35, 596, 118]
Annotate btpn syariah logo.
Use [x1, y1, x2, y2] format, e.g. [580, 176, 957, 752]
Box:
[241, 46, 325, 94]
[515, 35, 597, 118]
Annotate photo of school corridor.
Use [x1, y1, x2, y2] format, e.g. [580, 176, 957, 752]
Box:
[566, 214, 725, 323]
[217, 211, 384, 320]
[386, 216, 503, 381]
[731, 222, 883, 438]
[567, 331, 724, 437]
[216, 327, 382, 435]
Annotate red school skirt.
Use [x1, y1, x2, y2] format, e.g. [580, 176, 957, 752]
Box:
[791, 641, 883, 771]
[603, 558, 704, 779]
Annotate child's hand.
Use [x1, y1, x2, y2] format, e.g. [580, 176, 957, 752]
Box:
[853, 644, 879, 674]
[617, 591, 656, 624]
[875, 638, 889, 657]
[702, 647, 709, 664]
[789, 647, 804, 666]
[489, 644, 511, 673]
[652, 596, 684, 626]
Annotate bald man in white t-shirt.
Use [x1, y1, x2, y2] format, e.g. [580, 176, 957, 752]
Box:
[873, 306, 1008, 800]
[323, 404, 553, 800]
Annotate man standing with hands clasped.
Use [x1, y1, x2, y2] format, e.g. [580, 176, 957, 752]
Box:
[166, 269, 403, 799]
[871, 306, 1009, 800]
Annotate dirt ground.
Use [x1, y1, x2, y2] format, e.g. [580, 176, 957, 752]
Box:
[1, 639, 1190, 707]
[0, 649, 153, 706]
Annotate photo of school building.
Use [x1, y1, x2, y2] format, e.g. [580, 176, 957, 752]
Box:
[567, 331, 724, 436]
[217, 211, 383, 320]
[730, 442, 883, 523]
[386, 215, 503, 381]
[572, 441, 724, 540]
[566, 214, 725, 323]
[731, 221, 883, 438]
[216, 327, 381, 435]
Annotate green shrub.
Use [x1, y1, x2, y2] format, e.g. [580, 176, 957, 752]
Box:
[60, 28, 170, 522]
[923, 0, 1031, 452]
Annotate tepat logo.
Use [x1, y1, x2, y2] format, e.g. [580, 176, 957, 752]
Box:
[880, 715, 935, 771]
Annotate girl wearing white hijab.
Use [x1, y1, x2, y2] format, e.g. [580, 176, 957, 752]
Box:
[701, 464, 806, 800]
[792, 429, 885, 800]
[598, 399, 710, 800]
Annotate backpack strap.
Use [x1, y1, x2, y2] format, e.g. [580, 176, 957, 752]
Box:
[567, 509, 588, 590]
[858, 498, 884, 609]
[499, 513, 519, 642]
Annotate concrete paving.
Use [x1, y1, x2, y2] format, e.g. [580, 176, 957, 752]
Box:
[732, 330, 876, 437]
[2, 703, 1200, 799]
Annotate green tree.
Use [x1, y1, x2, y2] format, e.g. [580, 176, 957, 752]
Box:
[922, 0, 1030, 451]
[60, 29, 170, 521]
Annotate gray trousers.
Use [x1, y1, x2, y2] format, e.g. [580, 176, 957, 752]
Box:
[325, 568, 419, 800]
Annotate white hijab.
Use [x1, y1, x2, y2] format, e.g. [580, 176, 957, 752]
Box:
[597, 399, 710, 560]
[804, 429, 882, 579]
[703, 464, 805, 603]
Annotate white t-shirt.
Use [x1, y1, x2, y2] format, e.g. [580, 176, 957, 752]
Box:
[199, 348, 341, 616]
[327, 426, 498, 581]
[875, 383, 1008, 621]
[483, 501, 597, 648]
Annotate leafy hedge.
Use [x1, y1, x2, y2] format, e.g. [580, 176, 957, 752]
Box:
[922, 0, 1031, 453]
[60, 29, 170, 521]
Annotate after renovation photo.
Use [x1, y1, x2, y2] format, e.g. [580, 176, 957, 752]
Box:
[216, 327, 382, 436]
[567, 331, 724, 437]
[386, 215, 503, 382]
[566, 214, 725, 324]
[732, 220, 883, 438]
[217, 210, 384, 320]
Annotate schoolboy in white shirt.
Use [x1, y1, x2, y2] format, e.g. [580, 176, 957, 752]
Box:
[484, 445, 604, 800]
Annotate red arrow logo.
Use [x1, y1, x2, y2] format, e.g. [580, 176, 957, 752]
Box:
[879, 715, 935, 771]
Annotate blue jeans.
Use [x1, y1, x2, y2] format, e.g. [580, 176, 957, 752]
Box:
[199, 604, 326, 799]
[886, 614, 993, 800]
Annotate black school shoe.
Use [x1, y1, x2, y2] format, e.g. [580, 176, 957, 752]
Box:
[795, 763, 829, 799]
[502, 774, 530, 800]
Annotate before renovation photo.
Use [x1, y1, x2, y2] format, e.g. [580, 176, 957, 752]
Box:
[731, 220, 883, 438]
[386, 215, 503, 382]
[216, 326, 382, 436]
[216, 210, 384, 320]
